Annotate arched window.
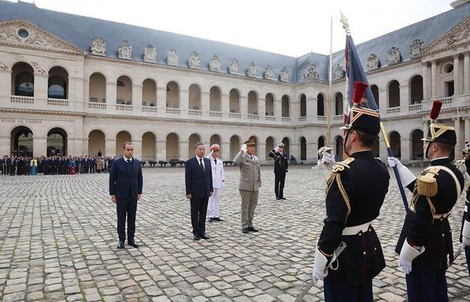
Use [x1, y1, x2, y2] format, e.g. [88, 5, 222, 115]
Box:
[48, 76, 66, 99]
[15, 72, 34, 96]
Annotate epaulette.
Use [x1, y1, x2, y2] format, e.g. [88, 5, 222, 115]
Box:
[331, 157, 355, 173]
[416, 167, 439, 197]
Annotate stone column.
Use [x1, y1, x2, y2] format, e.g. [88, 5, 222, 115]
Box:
[240, 95, 248, 117]
[422, 63, 429, 100]
[34, 73, 48, 108]
[465, 117, 470, 143]
[106, 81, 117, 112]
[156, 139, 166, 161]
[105, 138, 115, 157]
[180, 88, 189, 117]
[221, 91, 230, 118]
[0, 133, 9, 156]
[464, 53, 470, 94]
[401, 138, 411, 162]
[0, 68, 11, 106]
[220, 141, 230, 162]
[309, 96, 317, 120]
[454, 55, 461, 96]
[133, 139, 142, 160]
[275, 96, 282, 118]
[179, 140, 188, 160]
[431, 60, 437, 99]
[307, 141, 316, 162]
[454, 117, 461, 155]
[156, 84, 166, 112]
[257, 143, 266, 162]
[132, 84, 142, 113]
[33, 136, 47, 157]
[201, 91, 210, 117]
[258, 96, 266, 120]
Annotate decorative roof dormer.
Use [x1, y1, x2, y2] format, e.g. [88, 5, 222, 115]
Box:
[143, 44, 156, 63]
[209, 55, 221, 72]
[264, 66, 275, 80]
[304, 63, 319, 80]
[279, 67, 289, 83]
[367, 53, 380, 70]
[386, 47, 402, 65]
[118, 40, 132, 60]
[409, 39, 424, 59]
[247, 62, 257, 78]
[333, 63, 344, 80]
[188, 51, 201, 69]
[167, 49, 179, 66]
[91, 37, 106, 56]
[228, 59, 240, 75]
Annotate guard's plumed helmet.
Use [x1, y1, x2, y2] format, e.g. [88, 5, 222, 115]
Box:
[422, 100, 456, 146]
[340, 82, 380, 135]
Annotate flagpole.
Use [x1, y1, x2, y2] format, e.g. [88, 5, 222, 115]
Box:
[326, 16, 333, 146]
[340, 11, 409, 211]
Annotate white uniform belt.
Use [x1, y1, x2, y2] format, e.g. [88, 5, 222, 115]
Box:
[433, 213, 450, 219]
[342, 221, 373, 236]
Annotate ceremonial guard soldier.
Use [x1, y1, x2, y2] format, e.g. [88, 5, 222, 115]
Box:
[312, 82, 390, 301]
[389, 100, 464, 301]
[268, 143, 289, 200]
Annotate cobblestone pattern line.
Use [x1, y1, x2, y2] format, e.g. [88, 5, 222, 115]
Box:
[0, 165, 469, 301]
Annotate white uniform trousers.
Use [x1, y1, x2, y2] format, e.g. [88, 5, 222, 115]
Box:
[207, 188, 222, 218]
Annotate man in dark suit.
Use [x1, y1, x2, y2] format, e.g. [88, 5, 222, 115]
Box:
[185, 142, 213, 241]
[268, 143, 289, 200]
[109, 141, 143, 249]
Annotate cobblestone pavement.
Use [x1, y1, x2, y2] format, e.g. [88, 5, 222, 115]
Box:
[0, 165, 469, 302]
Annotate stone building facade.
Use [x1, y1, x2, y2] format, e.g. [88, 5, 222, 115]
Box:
[0, 0, 469, 163]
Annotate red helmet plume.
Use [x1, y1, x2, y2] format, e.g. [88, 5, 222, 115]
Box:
[353, 81, 368, 106]
[430, 100, 442, 121]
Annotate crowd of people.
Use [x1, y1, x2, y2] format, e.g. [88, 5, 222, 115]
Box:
[0, 155, 116, 176]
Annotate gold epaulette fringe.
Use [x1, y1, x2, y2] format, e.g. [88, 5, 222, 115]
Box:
[416, 167, 439, 197]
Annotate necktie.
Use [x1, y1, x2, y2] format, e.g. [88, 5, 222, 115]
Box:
[199, 158, 204, 171]
[214, 159, 217, 165]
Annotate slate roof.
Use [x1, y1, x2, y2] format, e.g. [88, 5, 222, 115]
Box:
[0, 0, 468, 83]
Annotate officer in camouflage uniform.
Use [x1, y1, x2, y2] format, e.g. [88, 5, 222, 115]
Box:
[389, 100, 464, 302]
[312, 82, 390, 301]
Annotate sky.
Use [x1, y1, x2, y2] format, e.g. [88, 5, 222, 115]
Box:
[18, 0, 453, 57]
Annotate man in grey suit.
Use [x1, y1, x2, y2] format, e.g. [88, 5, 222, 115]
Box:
[233, 139, 262, 234]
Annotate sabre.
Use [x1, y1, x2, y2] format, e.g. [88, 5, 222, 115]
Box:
[294, 242, 347, 302]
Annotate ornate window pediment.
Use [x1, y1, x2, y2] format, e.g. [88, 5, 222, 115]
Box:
[387, 47, 402, 65]
[333, 64, 344, 80]
[209, 55, 221, 72]
[409, 39, 424, 59]
[367, 54, 380, 70]
[118, 40, 132, 60]
[143, 44, 156, 62]
[228, 59, 240, 74]
[264, 66, 275, 80]
[91, 37, 106, 56]
[247, 62, 257, 78]
[279, 67, 289, 83]
[188, 51, 201, 69]
[304, 63, 319, 80]
[167, 49, 179, 66]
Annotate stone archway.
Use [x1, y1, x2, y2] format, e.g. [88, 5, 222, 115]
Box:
[11, 126, 33, 157]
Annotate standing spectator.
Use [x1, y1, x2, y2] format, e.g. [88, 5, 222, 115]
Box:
[109, 142, 143, 249]
[233, 139, 261, 234]
[185, 142, 213, 241]
[312, 82, 390, 301]
[459, 141, 470, 276]
[206, 144, 225, 222]
[389, 100, 464, 301]
[30, 157, 38, 175]
[268, 143, 289, 200]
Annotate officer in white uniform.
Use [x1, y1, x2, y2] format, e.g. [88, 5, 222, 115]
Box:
[206, 144, 225, 222]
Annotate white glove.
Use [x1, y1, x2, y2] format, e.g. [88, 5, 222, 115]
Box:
[274, 147, 279, 152]
[312, 247, 329, 284]
[463, 237, 470, 248]
[387, 156, 416, 187]
[387, 156, 402, 168]
[240, 144, 247, 153]
[462, 221, 470, 248]
[399, 239, 425, 274]
[322, 153, 335, 165]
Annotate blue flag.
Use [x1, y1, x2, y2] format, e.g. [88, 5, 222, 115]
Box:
[345, 35, 378, 111]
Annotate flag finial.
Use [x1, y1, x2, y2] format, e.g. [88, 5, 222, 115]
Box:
[340, 10, 350, 35]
